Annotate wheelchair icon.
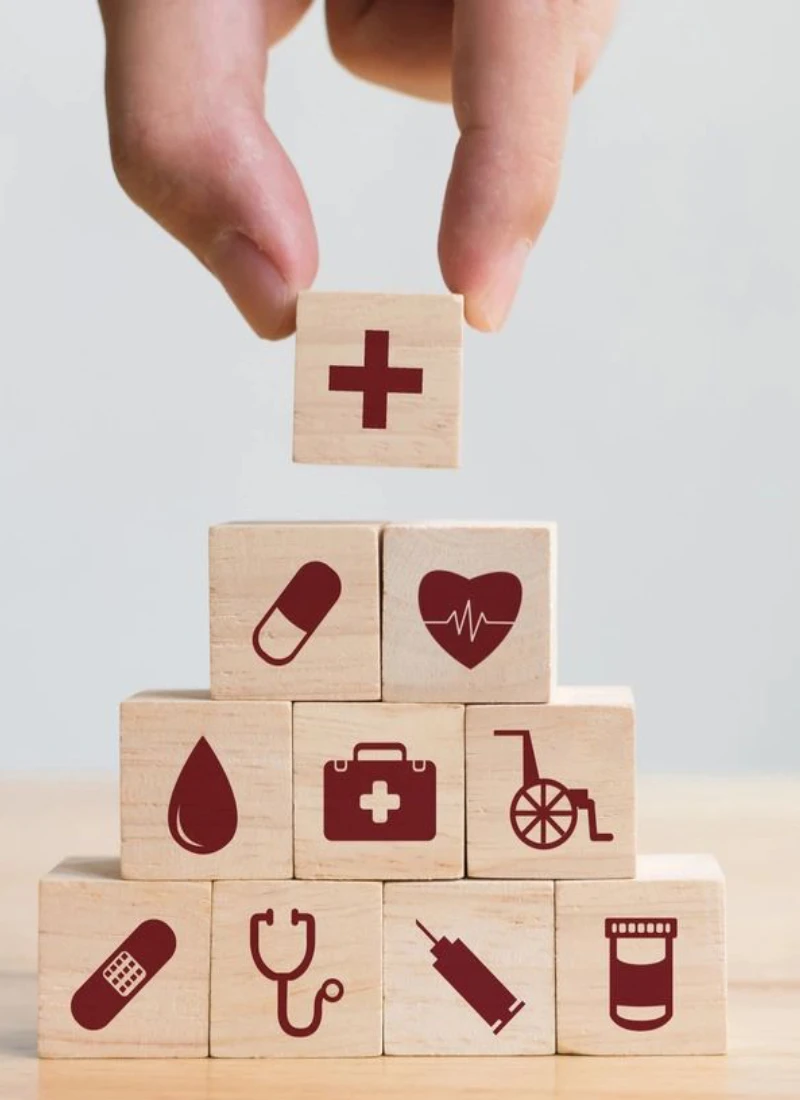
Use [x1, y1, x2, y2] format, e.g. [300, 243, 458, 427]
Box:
[494, 730, 614, 850]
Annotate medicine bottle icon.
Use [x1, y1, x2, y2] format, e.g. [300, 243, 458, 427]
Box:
[604, 918, 678, 1032]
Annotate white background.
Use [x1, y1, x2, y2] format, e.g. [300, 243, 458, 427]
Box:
[1, 2, 798, 771]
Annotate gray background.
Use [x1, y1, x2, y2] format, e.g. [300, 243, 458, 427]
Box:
[1, 2, 798, 772]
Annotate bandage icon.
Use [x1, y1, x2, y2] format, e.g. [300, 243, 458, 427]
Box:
[70, 919, 176, 1031]
[253, 561, 342, 666]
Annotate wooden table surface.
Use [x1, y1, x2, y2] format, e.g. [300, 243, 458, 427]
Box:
[1, 774, 799, 1098]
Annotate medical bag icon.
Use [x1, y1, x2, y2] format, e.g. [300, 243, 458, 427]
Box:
[323, 742, 436, 841]
[495, 730, 614, 850]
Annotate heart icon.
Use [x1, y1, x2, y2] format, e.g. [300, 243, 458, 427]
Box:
[418, 571, 523, 669]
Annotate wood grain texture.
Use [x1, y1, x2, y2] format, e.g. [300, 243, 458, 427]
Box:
[3, 775, 798, 1095]
[293, 703, 464, 880]
[209, 523, 381, 701]
[210, 880, 382, 1057]
[38, 858, 211, 1058]
[384, 881, 555, 1055]
[120, 691, 292, 880]
[556, 854, 727, 1055]
[466, 688, 635, 879]
[382, 523, 556, 703]
[293, 292, 462, 468]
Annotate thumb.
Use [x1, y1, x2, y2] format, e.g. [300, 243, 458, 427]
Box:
[100, 0, 318, 339]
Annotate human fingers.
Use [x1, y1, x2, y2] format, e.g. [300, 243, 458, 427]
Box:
[99, 0, 317, 339]
[440, 1, 594, 331]
[325, 0, 454, 102]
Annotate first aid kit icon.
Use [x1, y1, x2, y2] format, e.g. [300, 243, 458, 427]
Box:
[323, 742, 437, 842]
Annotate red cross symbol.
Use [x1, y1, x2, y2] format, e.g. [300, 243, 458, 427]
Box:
[328, 330, 424, 430]
[359, 780, 401, 824]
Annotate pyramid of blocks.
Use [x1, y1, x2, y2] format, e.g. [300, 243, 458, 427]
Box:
[37, 295, 727, 1059]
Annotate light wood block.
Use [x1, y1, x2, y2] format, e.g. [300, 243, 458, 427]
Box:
[210, 880, 382, 1057]
[38, 857, 211, 1058]
[293, 291, 462, 468]
[556, 853, 727, 1054]
[209, 522, 380, 701]
[466, 687, 635, 879]
[383, 880, 555, 1055]
[293, 703, 464, 880]
[382, 522, 556, 703]
[120, 691, 292, 881]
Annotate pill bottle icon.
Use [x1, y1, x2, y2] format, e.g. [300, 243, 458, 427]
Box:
[605, 917, 678, 1032]
[252, 561, 342, 667]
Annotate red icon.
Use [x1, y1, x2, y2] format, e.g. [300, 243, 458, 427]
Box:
[416, 920, 525, 1035]
[250, 908, 344, 1038]
[70, 919, 176, 1031]
[323, 742, 436, 841]
[167, 736, 238, 855]
[494, 730, 613, 850]
[253, 561, 341, 666]
[418, 571, 522, 669]
[605, 918, 678, 1031]
[328, 329, 424, 429]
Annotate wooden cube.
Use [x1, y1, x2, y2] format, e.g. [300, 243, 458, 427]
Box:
[38, 857, 211, 1058]
[210, 880, 382, 1057]
[383, 880, 555, 1055]
[209, 522, 380, 701]
[466, 688, 635, 879]
[556, 854, 727, 1054]
[120, 692, 292, 881]
[382, 523, 556, 703]
[293, 292, 462, 468]
[293, 703, 464, 880]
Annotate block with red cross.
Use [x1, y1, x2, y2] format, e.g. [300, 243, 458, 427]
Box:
[292, 702, 465, 880]
[293, 291, 463, 468]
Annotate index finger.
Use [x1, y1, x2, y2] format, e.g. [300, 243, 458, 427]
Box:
[439, 0, 579, 331]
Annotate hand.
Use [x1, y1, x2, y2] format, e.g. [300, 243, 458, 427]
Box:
[99, 0, 616, 338]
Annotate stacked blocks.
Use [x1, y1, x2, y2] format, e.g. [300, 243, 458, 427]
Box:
[37, 296, 727, 1059]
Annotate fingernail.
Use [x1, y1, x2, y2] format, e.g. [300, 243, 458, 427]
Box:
[470, 239, 532, 332]
[207, 231, 295, 339]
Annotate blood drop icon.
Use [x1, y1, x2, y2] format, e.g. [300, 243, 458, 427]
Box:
[167, 737, 238, 855]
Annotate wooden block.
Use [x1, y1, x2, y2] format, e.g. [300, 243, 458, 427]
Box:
[210, 880, 382, 1057]
[382, 522, 556, 703]
[209, 522, 380, 701]
[293, 703, 464, 880]
[466, 687, 636, 879]
[38, 857, 211, 1058]
[556, 854, 727, 1054]
[383, 880, 555, 1055]
[120, 691, 292, 880]
[293, 291, 462, 468]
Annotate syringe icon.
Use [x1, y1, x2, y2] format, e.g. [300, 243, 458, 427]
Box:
[416, 920, 525, 1035]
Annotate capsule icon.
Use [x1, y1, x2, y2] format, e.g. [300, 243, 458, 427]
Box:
[252, 560, 342, 667]
[70, 919, 177, 1031]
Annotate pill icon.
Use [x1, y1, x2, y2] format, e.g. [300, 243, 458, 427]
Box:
[70, 919, 177, 1031]
[252, 560, 342, 667]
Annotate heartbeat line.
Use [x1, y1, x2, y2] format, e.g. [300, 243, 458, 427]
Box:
[424, 601, 517, 644]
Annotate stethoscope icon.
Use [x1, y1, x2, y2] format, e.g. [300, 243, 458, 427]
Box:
[250, 908, 344, 1038]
